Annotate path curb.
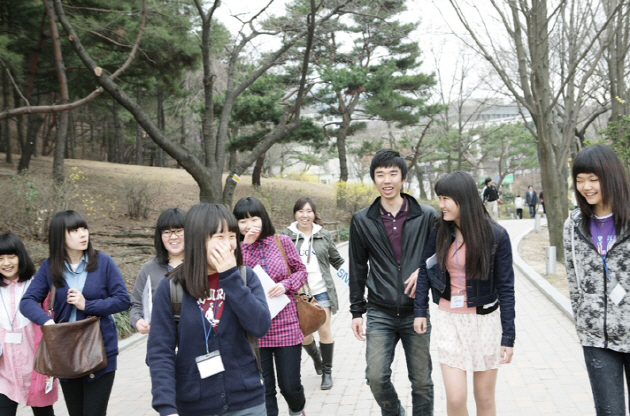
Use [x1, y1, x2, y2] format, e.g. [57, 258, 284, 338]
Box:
[512, 224, 574, 323]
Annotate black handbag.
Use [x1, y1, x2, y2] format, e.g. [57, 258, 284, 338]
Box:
[33, 286, 107, 379]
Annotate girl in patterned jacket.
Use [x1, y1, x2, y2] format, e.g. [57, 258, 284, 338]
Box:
[564, 144, 630, 415]
[234, 197, 308, 416]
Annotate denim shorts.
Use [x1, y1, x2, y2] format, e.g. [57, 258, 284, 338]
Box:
[313, 292, 331, 308]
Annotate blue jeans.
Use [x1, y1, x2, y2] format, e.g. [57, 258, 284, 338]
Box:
[583, 346, 630, 415]
[365, 308, 434, 416]
[528, 205, 536, 218]
[260, 344, 305, 416]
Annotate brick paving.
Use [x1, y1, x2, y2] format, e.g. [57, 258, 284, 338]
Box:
[18, 219, 596, 416]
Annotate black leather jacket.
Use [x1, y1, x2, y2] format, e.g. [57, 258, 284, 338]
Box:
[349, 194, 437, 318]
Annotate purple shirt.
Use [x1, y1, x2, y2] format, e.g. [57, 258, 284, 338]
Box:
[590, 214, 616, 256]
[380, 195, 409, 264]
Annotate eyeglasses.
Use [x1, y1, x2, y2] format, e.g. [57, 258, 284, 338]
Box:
[162, 228, 184, 237]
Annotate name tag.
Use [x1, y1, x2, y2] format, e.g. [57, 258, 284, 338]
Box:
[45, 377, 54, 394]
[5, 332, 22, 344]
[451, 295, 465, 309]
[196, 350, 224, 379]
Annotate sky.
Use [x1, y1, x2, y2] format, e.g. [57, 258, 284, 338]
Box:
[210, 0, 499, 101]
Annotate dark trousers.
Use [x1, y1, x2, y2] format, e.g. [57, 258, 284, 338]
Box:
[528, 204, 536, 218]
[516, 208, 523, 219]
[583, 346, 630, 415]
[0, 394, 54, 416]
[60, 371, 115, 416]
[365, 309, 434, 416]
[260, 344, 305, 416]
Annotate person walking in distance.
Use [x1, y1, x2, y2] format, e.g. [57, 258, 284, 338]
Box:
[514, 195, 524, 219]
[482, 178, 500, 221]
[525, 186, 538, 218]
[349, 149, 437, 416]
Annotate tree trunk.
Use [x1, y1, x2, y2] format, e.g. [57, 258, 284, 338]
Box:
[113, 99, 123, 163]
[44, 0, 70, 184]
[1, 69, 10, 163]
[17, 114, 44, 173]
[136, 88, 143, 165]
[252, 152, 265, 187]
[14, 88, 24, 154]
[156, 89, 165, 167]
[336, 119, 350, 209]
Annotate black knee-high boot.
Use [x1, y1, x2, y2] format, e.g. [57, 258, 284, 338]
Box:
[320, 342, 334, 390]
[302, 341, 322, 375]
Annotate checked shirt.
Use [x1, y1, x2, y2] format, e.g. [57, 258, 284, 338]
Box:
[241, 234, 307, 347]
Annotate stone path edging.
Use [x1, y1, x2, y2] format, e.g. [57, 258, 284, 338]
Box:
[512, 223, 574, 323]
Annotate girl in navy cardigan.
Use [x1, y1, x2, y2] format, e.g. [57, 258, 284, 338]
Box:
[414, 172, 515, 416]
[20, 210, 130, 416]
[148, 203, 271, 416]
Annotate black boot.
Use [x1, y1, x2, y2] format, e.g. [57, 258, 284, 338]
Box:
[320, 342, 334, 390]
[302, 341, 322, 375]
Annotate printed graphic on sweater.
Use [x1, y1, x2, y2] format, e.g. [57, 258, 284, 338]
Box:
[198, 273, 224, 329]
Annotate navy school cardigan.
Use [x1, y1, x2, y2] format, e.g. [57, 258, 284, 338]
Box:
[19, 252, 131, 380]
[147, 265, 271, 416]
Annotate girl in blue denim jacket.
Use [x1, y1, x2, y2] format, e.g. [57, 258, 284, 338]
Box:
[414, 171, 515, 416]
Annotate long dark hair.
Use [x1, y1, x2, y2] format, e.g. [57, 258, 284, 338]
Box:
[170, 204, 242, 299]
[292, 197, 324, 226]
[434, 171, 494, 281]
[48, 210, 98, 288]
[572, 144, 630, 233]
[154, 208, 186, 266]
[232, 197, 275, 241]
[0, 233, 35, 286]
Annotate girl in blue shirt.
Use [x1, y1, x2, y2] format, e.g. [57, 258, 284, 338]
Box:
[20, 210, 130, 416]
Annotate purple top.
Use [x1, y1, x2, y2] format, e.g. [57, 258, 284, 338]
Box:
[590, 214, 616, 256]
[379, 195, 409, 264]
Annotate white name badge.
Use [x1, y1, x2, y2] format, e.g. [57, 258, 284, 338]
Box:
[451, 295, 465, 309]
[196, 351, 225, 379]
[5, 332, 22, 344]
[45, 377, 54, 394]
[608, 283, 627, 306]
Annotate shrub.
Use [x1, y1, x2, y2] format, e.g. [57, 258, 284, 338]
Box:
[122, 179, 161, 219]
[113, 310, 134, 340]
[334, 181, 379, 221]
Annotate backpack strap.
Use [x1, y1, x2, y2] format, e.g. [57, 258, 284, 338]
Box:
[169, 279, 183, 323]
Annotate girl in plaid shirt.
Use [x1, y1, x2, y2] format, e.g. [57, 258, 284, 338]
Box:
[234, 197, 308, 416]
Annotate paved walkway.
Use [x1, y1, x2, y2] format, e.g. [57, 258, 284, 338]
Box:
[18, 219, 595, 415]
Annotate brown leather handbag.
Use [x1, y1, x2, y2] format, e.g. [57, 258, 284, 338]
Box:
[274, 235, 327, 336]
[33, 286, 107, 379]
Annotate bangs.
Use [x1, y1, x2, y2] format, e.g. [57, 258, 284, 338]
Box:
[0, 235, 19, 256]
[156, 208, 186, 232]
[215, 214, 239, 236]
[233, 197, 265, 220]
[572, 151, 606, 179]
[64, 211, 89, 231]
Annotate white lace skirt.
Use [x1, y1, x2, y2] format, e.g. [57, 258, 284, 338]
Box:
[435, 308, 502, 371]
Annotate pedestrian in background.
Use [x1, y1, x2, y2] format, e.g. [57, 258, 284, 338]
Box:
[564, 144, 630, 416]
[20, 210, 130, 416]
[279, 197, 344, 390]
[148, 204, 270, 416]
[130, 208, 186, 334]
[525, 186, 538, 218]
[415, 171, 515, 416]
[482, 178, 500, 221]
[539, 191, 545, 216]
[234, 197, 308, 416]
[0, 233, 58, 416]
[514, 195, 524, 219]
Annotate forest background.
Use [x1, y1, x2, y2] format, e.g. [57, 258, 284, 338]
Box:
[1, 0, 630, 271]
